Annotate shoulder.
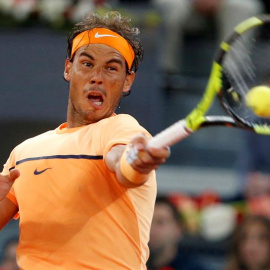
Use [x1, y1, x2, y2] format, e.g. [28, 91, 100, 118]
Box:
[106, 114, 140, 125]
[16, 129, 55, 147]
[97, 114, 150, 135]
[9, 129, 56, 159]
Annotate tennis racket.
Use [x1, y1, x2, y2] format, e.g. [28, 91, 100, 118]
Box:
[148, 15, 270, 149]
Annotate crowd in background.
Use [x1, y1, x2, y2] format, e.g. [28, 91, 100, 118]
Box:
[0, 0, 115, 28]
[1, 0, 270, 269]
[0, 0, 158, 29]
[0, 237, 18, 270]
[147, 196, 270, 270]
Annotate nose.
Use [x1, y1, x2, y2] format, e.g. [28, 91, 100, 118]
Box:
[90, 67, 103, 85]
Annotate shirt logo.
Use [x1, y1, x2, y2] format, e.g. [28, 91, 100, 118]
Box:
[34, 168, 52, 175]
[94, 32, 117, 39]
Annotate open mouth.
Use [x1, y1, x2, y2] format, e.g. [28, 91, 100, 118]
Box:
[87, 92, 104, 107]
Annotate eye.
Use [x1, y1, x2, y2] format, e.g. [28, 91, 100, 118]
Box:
[108, 67, 116, 71]
[107, 65, 119, 72]
[83, 61, 92, 67]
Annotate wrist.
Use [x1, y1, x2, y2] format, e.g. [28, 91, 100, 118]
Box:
[120, 146, 149, 184]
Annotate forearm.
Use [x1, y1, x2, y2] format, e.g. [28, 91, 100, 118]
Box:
[0, 170, 20, 229]
[105, 133, 169, 187]
[117, 146, 151, 187]
[0, 198, 18, 230]
[105, 144, 151, 188]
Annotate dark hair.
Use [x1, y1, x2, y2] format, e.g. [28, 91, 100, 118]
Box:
[67, 11, 144, 73]
[225, 215, 270, 270]
[155, 195, 182, 224]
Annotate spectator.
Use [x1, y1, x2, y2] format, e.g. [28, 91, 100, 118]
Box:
[147, 195, 207, 270]
[237, 132, 270, 199]
[224, 214, 270, 270]
[152, 0, 263, 90]
[0, 237, 19, 270]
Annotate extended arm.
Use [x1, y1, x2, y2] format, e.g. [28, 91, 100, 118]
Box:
[105, 133, 170, 187]
[0, 169, 20, 230]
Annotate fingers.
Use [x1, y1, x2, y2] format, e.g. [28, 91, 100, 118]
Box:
[127, 133, 171, 174]
[147, 145, 171, 159]
[8, 169, 20, 183]
[130, 133, 171, 159]
[129, 132, 148, 151]
[0, 169, 19, 202]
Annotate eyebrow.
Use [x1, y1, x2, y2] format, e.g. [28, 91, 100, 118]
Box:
[79, 51, 94, 60]
[79, 51, 124, 67]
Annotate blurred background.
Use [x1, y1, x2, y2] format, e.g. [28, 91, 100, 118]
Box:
[0, 1, 270, 270]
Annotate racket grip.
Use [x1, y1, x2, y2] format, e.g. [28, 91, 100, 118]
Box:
[147, 119, 192, 148]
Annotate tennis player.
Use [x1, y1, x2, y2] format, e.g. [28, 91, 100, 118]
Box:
[0, 11, 170, 269]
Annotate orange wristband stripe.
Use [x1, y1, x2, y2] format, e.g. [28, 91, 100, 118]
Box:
[71, 28, 135, 69]
[120, 147, 148, 184]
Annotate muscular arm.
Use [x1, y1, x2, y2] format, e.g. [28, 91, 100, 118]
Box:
[105, 133, 170, 188]
[0, 198, 19, 230]
[0, 169, 20, 230]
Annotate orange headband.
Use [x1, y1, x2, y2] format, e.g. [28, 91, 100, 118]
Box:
[71, 28, 135, 69]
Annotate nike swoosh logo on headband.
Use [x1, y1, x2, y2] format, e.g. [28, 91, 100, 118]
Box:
[94, 32, 118, 38]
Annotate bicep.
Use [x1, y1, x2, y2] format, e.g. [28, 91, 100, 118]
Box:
[0, 198, 18, 230]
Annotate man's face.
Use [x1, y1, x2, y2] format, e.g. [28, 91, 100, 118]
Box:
[64, 44, 135, 127]
[149, 203, 181, 253]
[239, 222, 270, 269]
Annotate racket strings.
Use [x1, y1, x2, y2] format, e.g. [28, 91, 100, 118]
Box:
[221, 24, 270, 126]
[224, 32, 256, 96]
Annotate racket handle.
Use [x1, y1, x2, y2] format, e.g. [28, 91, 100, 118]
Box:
[147, 119, 192, 148]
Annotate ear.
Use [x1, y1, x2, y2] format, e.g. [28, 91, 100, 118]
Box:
[64, 59, 73, 82]
[123, 72, 135, 94]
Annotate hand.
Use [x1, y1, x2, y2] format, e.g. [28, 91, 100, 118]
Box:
[0, 169, 20, 201]
[128, 133, 170, 174]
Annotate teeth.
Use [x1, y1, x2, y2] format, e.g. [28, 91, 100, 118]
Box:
[93, 101, 102, 106]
